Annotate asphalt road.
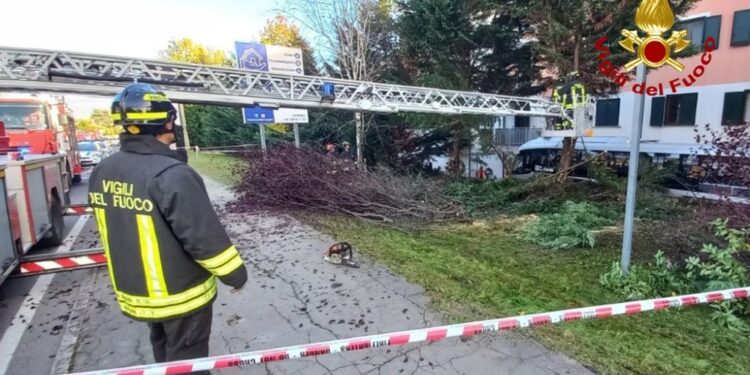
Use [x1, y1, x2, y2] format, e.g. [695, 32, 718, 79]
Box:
[0, 169, 100, 375]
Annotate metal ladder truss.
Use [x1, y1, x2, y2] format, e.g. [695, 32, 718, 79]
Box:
[0, 47, 565, 117]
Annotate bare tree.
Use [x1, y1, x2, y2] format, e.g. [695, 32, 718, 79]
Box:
[286, 0, 395, 168]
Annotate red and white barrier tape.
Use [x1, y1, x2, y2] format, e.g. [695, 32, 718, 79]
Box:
[18, 253, 107, 275]
[68, 286, 750, 375]
[65, 205, 93, 216]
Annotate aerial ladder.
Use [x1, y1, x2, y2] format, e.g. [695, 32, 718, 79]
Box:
[0, 47, 567, 117]
[0, 46, 568, 278]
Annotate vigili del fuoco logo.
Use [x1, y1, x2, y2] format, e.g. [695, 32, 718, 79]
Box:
[594, 0, 716, 96]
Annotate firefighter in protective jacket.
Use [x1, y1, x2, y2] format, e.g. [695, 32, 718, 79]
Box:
[88, 83, 248, 367]
[552, 72, 587, 131]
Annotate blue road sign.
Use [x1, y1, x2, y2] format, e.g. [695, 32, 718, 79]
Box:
[243, 106, 275, 124]
[235, 42, 269, 72]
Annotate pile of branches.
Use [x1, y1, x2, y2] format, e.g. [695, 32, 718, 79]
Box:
[229, 145, 464, 226]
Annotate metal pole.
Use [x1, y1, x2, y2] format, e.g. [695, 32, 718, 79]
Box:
[467, 141, 472, 178]
[355, 112, 364, 169]
[259, 124, 267, 153]
[177, 104, 191, 151]
[293, 123, 300, 148]
[621, 65, 647, 274]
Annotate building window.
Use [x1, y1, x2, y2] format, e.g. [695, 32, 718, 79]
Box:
[595, 98, 620, 127]
[650, 93, 698, 126]
[676, 15, 721, 49]
[732, 10, 750, 46]
[722, 91, 750, 125]
[514, 116, 530, 128]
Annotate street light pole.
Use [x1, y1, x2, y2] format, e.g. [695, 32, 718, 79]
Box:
[621, 64, 647, 274]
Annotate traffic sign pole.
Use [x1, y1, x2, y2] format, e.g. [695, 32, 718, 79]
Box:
[259, 124, 267, 153]
[621, 65, 647, 274]
[293, 124, 300, 148]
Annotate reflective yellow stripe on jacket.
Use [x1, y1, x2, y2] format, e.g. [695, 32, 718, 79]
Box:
[571, 83, 587, 108]
[136, 214, 168, 297]
[196, 246, 244, 276]
[116, 276, 217, 320]
[93, 208, 117, 290]
[93, 209, 225, 320]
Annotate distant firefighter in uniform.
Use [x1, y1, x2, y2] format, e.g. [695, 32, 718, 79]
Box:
[552, 72, 587, 131]
[88, 83, 248, 371]
[340, 141, 354, 161]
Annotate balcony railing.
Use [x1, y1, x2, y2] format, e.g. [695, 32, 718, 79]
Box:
[493, 128, 542, 146]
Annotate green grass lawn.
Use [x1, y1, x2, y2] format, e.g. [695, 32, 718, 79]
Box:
[314, 217, 750, 375]
[188, 151, 245, 186]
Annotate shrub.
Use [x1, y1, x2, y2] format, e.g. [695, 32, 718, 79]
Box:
[686, 219, 750, 331]
[444, 179, 527, 217]
[588, 155, 680, 194]
[600, 251, 690, 300]
[602, 219, 750, 331]
[520, 201, 615, 250]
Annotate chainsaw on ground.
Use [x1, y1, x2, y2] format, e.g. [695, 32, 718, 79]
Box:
[323, 242, 360, 268]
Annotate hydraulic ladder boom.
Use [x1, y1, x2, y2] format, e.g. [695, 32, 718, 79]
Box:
[0, 47, 564, 117]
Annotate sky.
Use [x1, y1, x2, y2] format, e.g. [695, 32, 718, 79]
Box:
[0, 0, 286, 116]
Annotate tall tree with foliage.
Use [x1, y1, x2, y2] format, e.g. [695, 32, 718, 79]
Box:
[257, 13, 358, 149]
[159, 38, 256, 148]
[90, 108, 113, 128]
[293, 0, 396, 81]
[184, 106, 258, 148]
[289, 0, 400, 166]
[398, 0, 480, 177]
[75, 118, 98, 133]
[160, 38, 236, 67]
[260, 14, 318, 76]
[511, 0, 698, 181]
[474, 2, 543, 95]
[397, 0, 540, 177]
[76, 108, 121, 136]
[514, 0, 698, 94]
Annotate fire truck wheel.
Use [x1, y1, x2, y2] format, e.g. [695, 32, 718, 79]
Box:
[40, 196, 65, 247]
[68, 165, 81, 184]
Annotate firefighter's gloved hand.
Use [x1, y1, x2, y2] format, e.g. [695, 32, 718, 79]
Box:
[217, 259, 248, 289]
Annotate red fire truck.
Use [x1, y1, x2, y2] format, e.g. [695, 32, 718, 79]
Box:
[0, 120, 70, 285]
[0, 93, 83, 184]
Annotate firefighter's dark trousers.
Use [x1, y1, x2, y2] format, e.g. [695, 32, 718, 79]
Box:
[147, 304, 213, 374]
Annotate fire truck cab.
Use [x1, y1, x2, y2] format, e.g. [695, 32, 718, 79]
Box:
[0, 93, 83, 185]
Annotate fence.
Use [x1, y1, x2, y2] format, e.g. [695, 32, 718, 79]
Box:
[493, 128, 541, 147]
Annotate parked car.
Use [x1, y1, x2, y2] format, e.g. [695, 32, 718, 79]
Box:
[96, 141, 111, 157]
[78, 141, 103, 166]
